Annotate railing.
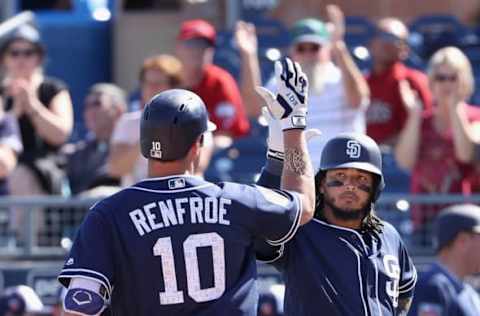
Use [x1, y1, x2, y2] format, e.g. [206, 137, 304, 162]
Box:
[0, 194, 479, 259]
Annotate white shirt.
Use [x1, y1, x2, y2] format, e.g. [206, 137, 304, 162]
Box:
[110, 110, 147, 186]
[267, 62, 367, 171]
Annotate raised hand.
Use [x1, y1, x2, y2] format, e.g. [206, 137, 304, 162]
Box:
[255, 57, 309, 130]
[399, 80, 422, 114]
[234, 21, 258, 56]
[326, 4, 345, 43]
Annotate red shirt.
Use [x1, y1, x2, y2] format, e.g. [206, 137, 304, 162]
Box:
[192, 64, 250, 138]
[410, 104, 480, 227]
[366, 63, 432, 144]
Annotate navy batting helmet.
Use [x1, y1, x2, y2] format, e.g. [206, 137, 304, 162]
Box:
[319, 133, 385, 200]
[140, 89, 216, 161]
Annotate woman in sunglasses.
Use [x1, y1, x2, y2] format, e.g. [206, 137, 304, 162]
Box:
[394, 46, 480, 232]
[0, 24, 73, 243]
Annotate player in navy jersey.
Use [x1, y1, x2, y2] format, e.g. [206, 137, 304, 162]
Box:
[253, 103, 417, 315]
[409, 204, 480, 316]
[57, 58, 316, 316]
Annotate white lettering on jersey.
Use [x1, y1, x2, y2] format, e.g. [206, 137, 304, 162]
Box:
[383, 255, 400, 307]
[129, 197, 232, 236]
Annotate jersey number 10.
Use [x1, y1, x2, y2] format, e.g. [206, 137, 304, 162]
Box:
[153, 232, 226, 305]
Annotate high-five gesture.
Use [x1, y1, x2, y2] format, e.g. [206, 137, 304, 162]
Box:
[256, 57, 309, 130]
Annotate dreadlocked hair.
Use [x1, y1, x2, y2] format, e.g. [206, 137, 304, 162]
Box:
[314, 171, 384, 234]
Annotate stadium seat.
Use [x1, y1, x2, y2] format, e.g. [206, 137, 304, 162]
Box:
[205, 135, 267, 184]
[344, 16, 376, 48]
[409, 14, 474, 60]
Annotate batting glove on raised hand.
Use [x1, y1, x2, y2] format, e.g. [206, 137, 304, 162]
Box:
[255, 57, 309, 130]
[262, 106, 321, 161]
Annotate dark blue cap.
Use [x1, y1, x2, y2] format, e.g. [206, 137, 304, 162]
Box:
[434, 204, 480, 251]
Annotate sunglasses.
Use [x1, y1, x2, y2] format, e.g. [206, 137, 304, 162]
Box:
[374, 30, 405, 44]
[433, 73, 457, 82]
[7, 48, 37, 58]
[295, 43, 321, 53]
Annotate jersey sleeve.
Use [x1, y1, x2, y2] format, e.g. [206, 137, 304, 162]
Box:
[398, 240, 417, 300]
[249, 185, 302, 246]
[58, 207, 115, 299]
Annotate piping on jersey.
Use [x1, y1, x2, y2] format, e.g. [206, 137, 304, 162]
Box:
[373, 260, 384, 316]
[129, 183, 215, 194]
[339, 237, 369, 316]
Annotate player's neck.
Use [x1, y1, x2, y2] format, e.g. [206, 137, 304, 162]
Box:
[438, 252, 468, 280]
[147, 159, 195, 178]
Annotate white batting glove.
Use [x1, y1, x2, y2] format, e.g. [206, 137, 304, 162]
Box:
[255, 57, 309, 130]
[262, 106, 322, 161]
[262, 106, 284, 160]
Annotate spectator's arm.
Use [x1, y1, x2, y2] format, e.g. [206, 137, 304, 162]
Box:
[332, 41, 370, 108]
[394, 81, 423, 171]
[27, 90, 74, 145]
[235, 21, 264, 119]
[328, 5, 369, 108]
[107, 142, 140, 178]
[0, 144, 16, 178]
[449, 103, 478, 163]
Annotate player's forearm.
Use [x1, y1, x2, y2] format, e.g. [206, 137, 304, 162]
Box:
[281, 130, 315, 225]
[396, 297, 413, 316]
[332, 41, 370, 108]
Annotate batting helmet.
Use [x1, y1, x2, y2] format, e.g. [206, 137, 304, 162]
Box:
[140, 89, 216, 161]
[319, 133, 385, 200]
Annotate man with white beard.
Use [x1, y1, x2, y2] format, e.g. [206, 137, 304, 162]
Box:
[236, 5, 370, 170]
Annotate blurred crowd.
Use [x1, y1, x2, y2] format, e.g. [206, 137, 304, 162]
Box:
[0, 4, 480, 314]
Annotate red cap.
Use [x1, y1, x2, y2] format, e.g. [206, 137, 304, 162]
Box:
[177, 19, 216, 46]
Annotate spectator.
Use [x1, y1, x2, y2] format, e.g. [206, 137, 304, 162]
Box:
[366, 17, 432, 146]
[63, 83, 126, 196]
[0, 285, 49, 316]
[236, 5, 369, 170]
[0, 24, 74, 196]
[0, 99, 22, 196]
[0, 25, 73, 244]
[176, 19, 250, 149]
[108, 54, 183, 185]
[409, 204, 480, 316]
[394, 47, 480, 229]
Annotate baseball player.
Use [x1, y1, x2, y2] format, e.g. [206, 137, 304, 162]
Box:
[253, 103, 417, 315]
[408, 204, 480, 316]
[57, 58, 316, 315]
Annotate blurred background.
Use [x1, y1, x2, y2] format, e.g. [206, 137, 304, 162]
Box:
[0, 0, 479, 314]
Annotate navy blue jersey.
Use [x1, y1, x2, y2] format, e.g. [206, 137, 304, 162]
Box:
[58, 175, 302, 316]
[255, 162, 417, 316]
[408, 262, 480, 316]
[260, 219, 417, 316]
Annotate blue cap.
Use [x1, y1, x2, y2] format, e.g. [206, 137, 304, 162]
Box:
[434, 204, 480, 251]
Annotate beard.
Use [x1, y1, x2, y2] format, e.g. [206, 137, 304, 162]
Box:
[299, 61, 330, 95]
[323, 192, 371, 221]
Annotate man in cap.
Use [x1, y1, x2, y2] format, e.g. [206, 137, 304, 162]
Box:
[366, 17, 432, 146]
[236, 5, 369, 169]
[176, 19, 250, 145]
[409, 204, 480, 316]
